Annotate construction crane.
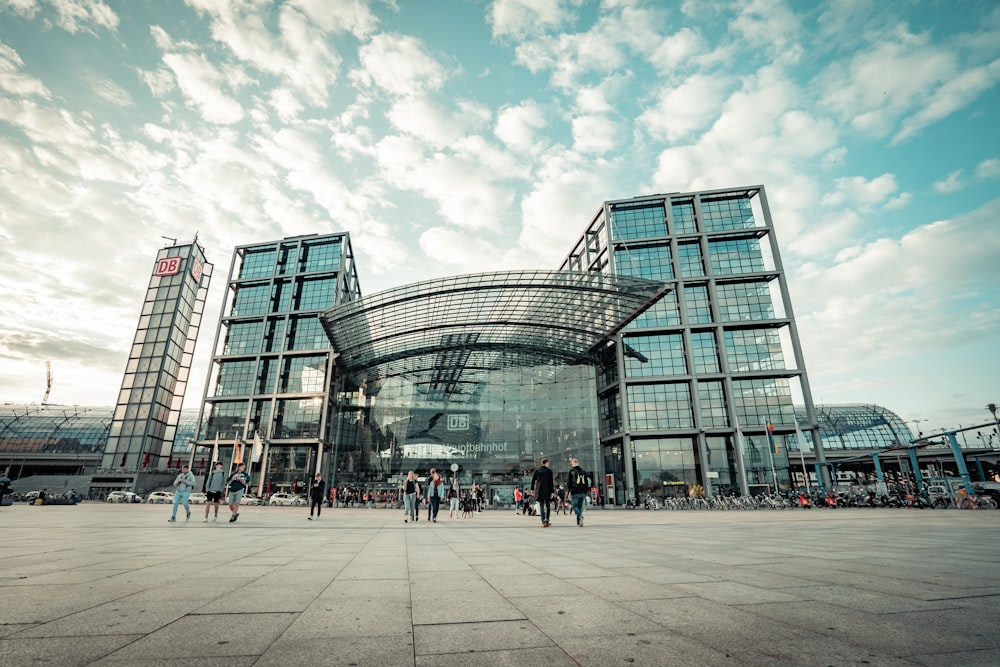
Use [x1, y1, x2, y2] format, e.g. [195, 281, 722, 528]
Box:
[42, 361, 52, 404]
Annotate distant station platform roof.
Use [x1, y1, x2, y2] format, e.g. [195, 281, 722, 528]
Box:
[320, 270, 670, 382]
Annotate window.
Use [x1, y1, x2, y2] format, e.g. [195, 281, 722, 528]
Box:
[701, 195, 754, 232]
[231, 284, 269, 316]
[724, 329, 785, 371]
[698, 381, 728, 427]
[624, 334, 686, 377]
[280, 355, 327, 393]
[683, 285, 712, 324]
[215, 360, 257, 397]
[292, 277, 336, 311]
[609, 203, 666, 240]
[732, 378, 794, 427]
[690, 331, 720, 373]
[614, 243, 674, 279]
[239, 248, 275, 279]
[222, 321, 262, 355]
[709, 238, 765, 275]
[627, 383, 693, 429]
[717, 283, 774, 322]
[286, 315, 329, 351]
[627, 292, 681, 329]
[300, 239, 341, 272]
[678, 242, 704, 277]
[671, 200, 697, 234]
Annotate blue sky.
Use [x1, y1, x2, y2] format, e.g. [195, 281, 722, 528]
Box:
[1, 0, 998, 441]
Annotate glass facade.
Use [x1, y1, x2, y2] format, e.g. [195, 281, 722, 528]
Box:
[100, 241, 212, 489]
[561, 186, 824, 501]
[318, 270, 668, 498]
[196, 233, 360, 496]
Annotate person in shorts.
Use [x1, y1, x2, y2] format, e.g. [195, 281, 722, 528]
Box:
[204, 461, 225, 522]
[226, 463, 250, 522]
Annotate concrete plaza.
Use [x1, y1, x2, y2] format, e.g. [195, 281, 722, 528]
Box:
[0, 502, 998, 666]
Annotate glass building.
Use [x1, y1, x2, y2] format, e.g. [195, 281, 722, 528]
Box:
[99, 239, 212, 494]
[0, 405, 200, 494]
[560, 186, 825, 501]
[194, 233, 360, 496]
[318, 270, 667, 502]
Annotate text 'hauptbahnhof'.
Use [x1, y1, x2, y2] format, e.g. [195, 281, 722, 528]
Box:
[3, 186, 997, 502]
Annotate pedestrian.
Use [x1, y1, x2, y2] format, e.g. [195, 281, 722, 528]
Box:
[447, 479, 460, 518]
[426, 469, 445, 522]
[530, 458, 554, 527]
[513, 486, 522, 514]
[308, 473, 325, 520]
[168, 464, 196, 522]
[203, 461, 225, 522]
[226, 463, 250, 523]
[0, 472, 11, 506]
[555, 484, 567, 514]
[567, 457, 590, 527]
[402, 470, 420, 523]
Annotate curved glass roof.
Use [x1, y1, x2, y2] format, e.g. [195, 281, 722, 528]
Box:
[320, 270, 670, 382]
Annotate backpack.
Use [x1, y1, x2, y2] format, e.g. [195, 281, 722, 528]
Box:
[570, 469, 589, 493]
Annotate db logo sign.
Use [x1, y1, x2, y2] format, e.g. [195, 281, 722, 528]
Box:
[447, 415, 469, 431]
[154, 256, 182, 276]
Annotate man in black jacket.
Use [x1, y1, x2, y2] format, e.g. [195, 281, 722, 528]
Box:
[530, 458, 554, 527]
[567, 457, 589, 527]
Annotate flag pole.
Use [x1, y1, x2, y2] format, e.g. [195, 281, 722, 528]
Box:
[794, 420, 811, 492]
[764, 421, 779, 495]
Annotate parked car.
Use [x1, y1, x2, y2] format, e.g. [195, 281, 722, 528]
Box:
[241, 494, 263, 505]
[268, 492, 306, 506]
[107, 491, 143, 503]
[189, 492, 208, 504]
[146, 491, 174, 504]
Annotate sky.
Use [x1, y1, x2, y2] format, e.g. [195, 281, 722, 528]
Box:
[1, 0, 998, 441]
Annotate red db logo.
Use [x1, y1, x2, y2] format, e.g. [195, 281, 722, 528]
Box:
[154, 256, 182, 276]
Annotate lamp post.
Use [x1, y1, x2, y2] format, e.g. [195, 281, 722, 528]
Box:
[988, 404, 999, 448]
[909, 419, 927, 440]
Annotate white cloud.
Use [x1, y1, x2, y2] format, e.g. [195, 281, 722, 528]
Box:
[637, 74, 729, 142]
[489, 0, 581, 40]
[894, 57, 1000, 143]
[2, 0, 119, 33]
[730, 0, 803, 65]
[648, 27, 706, 73]
[161, 51, 245, 124]
[355, 33, 447, 97]
[495, 101, 549, 155]
[290, 0, 380, 37]
[0, 43, 51, 98]
[932, 170, 964, 194]
[571, 113, 618, 154]
[793, 198, 1000, 382]
[975, 157, 1000, 178]
[822, 173, 903, 208]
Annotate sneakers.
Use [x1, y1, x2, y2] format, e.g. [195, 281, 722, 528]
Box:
[212, 516, 217, 522]
[202, 518, 208, 523]
[404, 518, 408, 523]
[233, 513, 239, 522]
[186, 513, 191, 521]
[168, 517, 176, 522]
[229, 514, 236, 523]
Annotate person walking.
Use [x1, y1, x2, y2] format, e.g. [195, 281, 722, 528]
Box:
[447, 479, 460, 518]
[513, 486, 523, 514]
[168, 464, 196, 522]
[226, 463, 250, 523]
[530, 458, 554, 527]
[203, 461, 226, 522]
[402, 470, 421, 523]
[567, 457, 590, 527]
[426, 469, 445, 522]
[308, 473, 325, 520]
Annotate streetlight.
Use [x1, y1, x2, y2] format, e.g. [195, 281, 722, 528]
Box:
[987, 404, 1000, 448]
[909, 419, 927, 439]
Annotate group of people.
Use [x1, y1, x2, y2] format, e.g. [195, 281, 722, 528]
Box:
[525, 457, 591, 527]
[168, 461, 250, 524]
[400, 470, 490, 523]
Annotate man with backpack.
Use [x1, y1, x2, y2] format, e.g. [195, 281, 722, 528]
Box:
[567, 457, 590, 527]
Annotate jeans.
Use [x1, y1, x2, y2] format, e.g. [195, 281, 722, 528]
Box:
[172, 490, 191, 518]
[449, 497, 459, 514]
[429, 496, 440, 520]
[570, 493, 586, 522]
[310, 498, 322, 517]
[538, 497, 550, 523]
[404, 493, 416, 520]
